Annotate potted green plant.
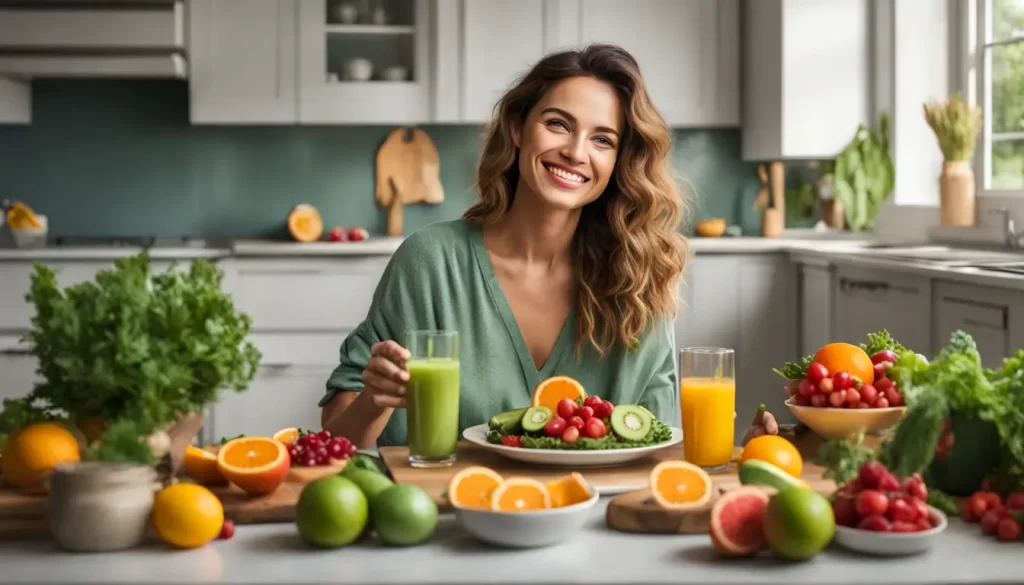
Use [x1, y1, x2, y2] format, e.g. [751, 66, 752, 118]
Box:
[819, 113, 896, 232]
[0, 252, 261, 479]
[924, 92, 983, 227]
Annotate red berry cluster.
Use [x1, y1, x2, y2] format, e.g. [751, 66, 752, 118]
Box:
[287, 430, 357, 467]
[787, 350, 905, 409]
[831, 461, 938, 533]
[962, 485, 1024, 542]
[544, 396, 614, 444]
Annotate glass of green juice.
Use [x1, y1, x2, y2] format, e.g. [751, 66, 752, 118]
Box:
[404, 330, 460, 468]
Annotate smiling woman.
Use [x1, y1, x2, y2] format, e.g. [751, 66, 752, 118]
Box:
[319, 44, 778, 450]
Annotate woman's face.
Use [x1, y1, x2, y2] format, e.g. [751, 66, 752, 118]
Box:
[514, 76, 624, 211]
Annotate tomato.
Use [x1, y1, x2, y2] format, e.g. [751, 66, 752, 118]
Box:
[859, 384, 879, 404]
[500, 435, 522, 448]
[793, 395, 811, 406]
[857, 514, 892, 532]
[583, 395, 602, 409]
[593, 400, 614, 419]
[891, 520, 918, 533]
[1005, 492, 1024, 511]
[567, 416, 585, 430]
[904, 477, 928, 502]
[873, 362, 889, 380]
[828, 390, 847, 408]
[584, 417, 607, 439]
[874, 377, 894, 392]
[543, 417, 567, 437]
[856, 489, 889, 517]
[912, 499, 930, 523]
[798, 379, 817, 398]
[873, 396, 890, 409]
[832, 371, 853, 390]
[806, 361, 829, 384]
[561, 426, 580, 444]
[887, 496, 918, 523]
[878, 473, 901, 492]
[818, 377, 835, 394]
[856, 401, 871, 409]
[832, 496, 860, 527]
[845, 388, 861, 406]
[915, 518, 933, 532]
[557, 399, 578, 420]
[997, 517, 1021, 542]
[858, 461, 888, 489]
[577, 406, 594, 421]
[885, 387, 905, 407]
[871, 350, 898, 365]
[984, 492, 1004, 508]
[966, 493, 991, 521]
[218, 519, 236, 540]
[981, 508, 1006, 535]
[810, 394, 828, 408]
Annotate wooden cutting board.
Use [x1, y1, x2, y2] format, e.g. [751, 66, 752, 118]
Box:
[375, 127, 444, 236]
[0, 463, 344, 540]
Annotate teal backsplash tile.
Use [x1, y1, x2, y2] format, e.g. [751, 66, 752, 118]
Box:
[0, 80, 776, 238]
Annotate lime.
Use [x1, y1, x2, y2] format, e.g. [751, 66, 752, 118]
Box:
[341, 467, 394, 503]
[370, 484, 438, 546]
[763, 488, 835, 561]
[295, 476, 368, 549]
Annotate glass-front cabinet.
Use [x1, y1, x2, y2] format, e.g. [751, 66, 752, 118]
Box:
[297, 0, 432, 123]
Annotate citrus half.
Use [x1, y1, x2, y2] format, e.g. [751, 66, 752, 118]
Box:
[649, 460, 713, 510]
[216, 436, 290, 496]
[490, 477, 552, 512]
[531, 376, 586, 412]
[448, 466, 503, 509]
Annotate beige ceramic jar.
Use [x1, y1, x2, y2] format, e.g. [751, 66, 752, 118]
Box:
[47, 461, 157, 552]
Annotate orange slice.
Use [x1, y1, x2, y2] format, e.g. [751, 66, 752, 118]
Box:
[183, 445, 227, 486]
[531, 376, 586, 412]
[272, 427, 300, 444]
[448, 466, 504, 509]
[546, 472, 593, 508]
[216, 436, 290, 497]
[649, 460, 713, 510]
[490, 477, 552, 512]
[287, 203, 324, 243]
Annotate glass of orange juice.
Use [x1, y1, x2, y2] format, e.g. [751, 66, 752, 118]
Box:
[679, 347, 736, 471]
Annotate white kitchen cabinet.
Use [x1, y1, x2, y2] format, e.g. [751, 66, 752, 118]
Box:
[188, 0, 298, 124]
[297, 0, 432, 124]
[832, 265, 931, 355]
[0, 334, 37, 405]
[676, 255, 741, 350]
[0, 77, 30, 124]
[208, 365, 335, 440]
[932, 280, 1024, 369]
[741, 0, 871, 160]
[799, 261, 834, 357]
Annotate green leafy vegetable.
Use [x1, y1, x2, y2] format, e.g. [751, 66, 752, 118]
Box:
[927, 488, 960, 516]
[860, 329, 906, 356]
[814, 433, 876, 484]
[486, 419, 673, 450]
[773, 355, 813, 381]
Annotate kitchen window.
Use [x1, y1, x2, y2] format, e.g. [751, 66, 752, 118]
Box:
[971, 0, 1024, 196]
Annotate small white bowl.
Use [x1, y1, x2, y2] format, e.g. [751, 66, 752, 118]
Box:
[10, 214, 48, 249]
[453, 492, 600, 549]
[833, 506, 948, 556]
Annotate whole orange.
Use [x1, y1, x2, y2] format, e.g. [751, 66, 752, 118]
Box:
[151, 483, 224, 549]
[813, 342, 875, 385]
[1, 422, 82, 493]
[739, 435, 803, 478]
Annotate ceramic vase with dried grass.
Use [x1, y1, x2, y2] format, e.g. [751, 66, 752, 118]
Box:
[924, 93, 983, 227]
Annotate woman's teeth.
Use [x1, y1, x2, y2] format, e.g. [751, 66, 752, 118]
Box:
[545, 164, 586, 184]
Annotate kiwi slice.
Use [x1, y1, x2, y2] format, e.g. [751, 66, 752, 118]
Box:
[520, 406, 554, 433]
[610, 404, 652, 440]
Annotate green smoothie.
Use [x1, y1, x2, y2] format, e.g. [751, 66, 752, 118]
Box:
[405, 358, 460, 463]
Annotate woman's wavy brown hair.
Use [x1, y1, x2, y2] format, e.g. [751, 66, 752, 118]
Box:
[464, 43, 690, 357]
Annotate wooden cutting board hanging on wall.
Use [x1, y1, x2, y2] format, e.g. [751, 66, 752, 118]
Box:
[375, 128, 444, 236]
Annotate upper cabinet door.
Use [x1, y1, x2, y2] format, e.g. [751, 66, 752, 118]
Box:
[0, 77, 30, 124]
[297, 0, 432, 124]
[188, 0, 298, 124]
[566, 0, 740, 128]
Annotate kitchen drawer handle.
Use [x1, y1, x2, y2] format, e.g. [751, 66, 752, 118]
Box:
[840, 278, 890, 293]
[241, 270, 324, 276]
[962, 318, 1007, 332]
[261, 363, 294, 369]
[0, 348, 31, 356]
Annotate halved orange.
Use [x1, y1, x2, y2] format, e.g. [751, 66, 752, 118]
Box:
[448, 466, 504, 509]
[287, 203, 324, 243]
[531, 376, 586, 412]
[649, 460, 713, 510]
[183, 445, 227, 486]
[272, 427, 300, 444]
[546, 472, 593, 508]
[216, 436, 290, 497]
[490, 477, 552, 512]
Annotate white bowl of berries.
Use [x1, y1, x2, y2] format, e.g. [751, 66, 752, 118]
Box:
[783, 345, 908, 440]
[831, 461, 948, 556]
[280, 429, 358, 482]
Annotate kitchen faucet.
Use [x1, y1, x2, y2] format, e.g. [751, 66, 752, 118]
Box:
[988, 207, 1024, 249]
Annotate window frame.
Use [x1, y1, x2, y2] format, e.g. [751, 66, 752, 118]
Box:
[970, 0, 1024, 197]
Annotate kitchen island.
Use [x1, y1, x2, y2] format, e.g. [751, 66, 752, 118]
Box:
[0, 496, 1013, 585]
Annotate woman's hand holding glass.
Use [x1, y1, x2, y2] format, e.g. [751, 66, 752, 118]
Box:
[360, 341, 411, 408]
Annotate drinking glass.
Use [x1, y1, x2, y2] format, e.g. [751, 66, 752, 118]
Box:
[404, 330, 460, 468]
[679, 347, 736, 471]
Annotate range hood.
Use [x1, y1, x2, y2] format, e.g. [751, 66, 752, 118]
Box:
[0, 0, 187, 78]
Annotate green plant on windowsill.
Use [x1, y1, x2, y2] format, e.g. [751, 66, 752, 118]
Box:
[923, 92, 982, 163]
[819, 112, 896, 231]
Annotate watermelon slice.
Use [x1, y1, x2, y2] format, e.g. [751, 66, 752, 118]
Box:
[709, 487, 771, 556]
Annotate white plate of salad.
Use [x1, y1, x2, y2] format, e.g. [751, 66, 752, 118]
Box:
[462, 401, 682, 468]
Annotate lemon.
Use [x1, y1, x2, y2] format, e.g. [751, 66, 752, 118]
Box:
[151, 483, 224, 549]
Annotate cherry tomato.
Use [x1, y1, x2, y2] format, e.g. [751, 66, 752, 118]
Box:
[912, 499, 931, 524]
[583, 395, 602, 409]
[567, 416, 585, 430]
[984, 492, 1004, 508]
[873, 396, 890, 409]
[218, 519, 236, 540]
[905, 477, 928, 502]
[877, 473, 901, 492]
[593, 400, 614, 419]
[1006, 492, 1024, 511]
[578, 406, 594, 421]
[543, 417, 567, 437]
[872, 362, 891, 380]
[856, 489, 889, 517]
[997, 517, 1021, 542]
[871, 350, 897, 365]
[798, 379, 818, 398]
[967, 492, 991, 521]
[818, 377, 835, 394]
[810, 394, 828, 408]
[891, 520, 918, 533]
[317, 430, 332, 442]
[845, 388, 861, 405]
[806, 362, 829, 384]
[831, 496, 859, 527]
[857, 515, 892, 532]
[557, 399, 578, 420]
[981, 508, 1006, 535]
[858, 461, 888, 489]
[832, 371, 852, 391]
[793, 395, 811, 406]
[584, 417, 607, 439]
[828, 390, 847, 408]
[874, 377, 894, 392]
[859, 384, 879, 404]
[500, 435, 522, 448]
[887, 496, 918, 523]
[561, 426, 580, 444]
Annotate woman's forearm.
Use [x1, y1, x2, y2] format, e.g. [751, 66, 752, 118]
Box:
[321, 391, 394, 450]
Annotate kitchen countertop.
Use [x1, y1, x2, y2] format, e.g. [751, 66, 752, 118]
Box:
[0, 497, 1010, 584]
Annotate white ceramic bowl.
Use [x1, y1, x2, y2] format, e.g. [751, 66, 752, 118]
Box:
[453, 491, 600, 549]
[833, 506, 948, 556]
[10, 214, 48, 249]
